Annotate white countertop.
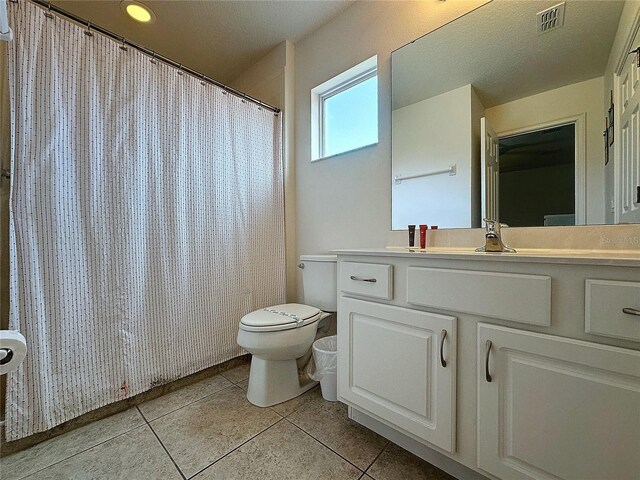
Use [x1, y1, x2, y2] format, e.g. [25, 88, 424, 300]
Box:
[332, 247, 640, 267]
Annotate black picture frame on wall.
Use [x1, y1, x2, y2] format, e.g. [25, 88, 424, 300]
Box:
[604, 117, 610, 166]
[608, 90, 614, 146]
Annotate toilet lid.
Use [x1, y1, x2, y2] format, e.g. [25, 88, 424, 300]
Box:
[240, 303, 321, 331]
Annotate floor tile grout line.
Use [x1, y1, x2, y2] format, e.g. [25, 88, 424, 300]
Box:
[218, 364, 250, 385]
[141, 383, 239, 423]
[136, 404, 150, 423]
[362, 441, 388, 477]
[139, 406, 187, 480]
[220, 375, 249, 386]
[283, 417, 367, 474]
[186, 416, 286, 480]
[7, 371, 248, 479]
[272, 386, 321, 419]
[268, 406, 286, 419]
[10, 421, 149, 480]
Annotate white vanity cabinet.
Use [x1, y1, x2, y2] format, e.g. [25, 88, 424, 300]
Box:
[337, 297, 457, 452]
[477, 323, 640, 480]
[335, 250, 640, 480]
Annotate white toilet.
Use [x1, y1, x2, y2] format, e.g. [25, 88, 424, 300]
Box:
[237, 254, 337, 407]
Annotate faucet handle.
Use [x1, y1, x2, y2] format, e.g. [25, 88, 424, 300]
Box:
[478, 219, 516, 253]
[482, 218, 509, 232]
[482, 218, 499, 233]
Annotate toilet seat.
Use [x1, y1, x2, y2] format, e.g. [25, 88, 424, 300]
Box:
[239, 303, 322, 332]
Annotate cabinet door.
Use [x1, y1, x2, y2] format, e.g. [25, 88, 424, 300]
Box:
[478, 323, 640, 480]
[337, 298, 456, 452]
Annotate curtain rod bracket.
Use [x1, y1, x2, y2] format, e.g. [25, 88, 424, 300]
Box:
[43, 2, 53, 18]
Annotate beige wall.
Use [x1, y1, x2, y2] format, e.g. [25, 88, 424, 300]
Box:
[231, 41, 297, 302]
[231, 42, 287, 110]
[392, 84, 477, 229]
[293, 0, 487, 299]
[484, 76, 606, 225]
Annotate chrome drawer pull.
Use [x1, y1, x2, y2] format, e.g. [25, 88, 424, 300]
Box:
[485, 340, 493, 383]
[440, 329, 447, 368]
[350, 275, 377, 283]
[622, 307, 640, 316]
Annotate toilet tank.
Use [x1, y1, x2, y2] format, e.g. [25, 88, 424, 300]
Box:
[300, 255, 337, 312]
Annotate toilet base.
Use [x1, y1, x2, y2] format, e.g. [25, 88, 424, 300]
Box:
[246, 356, 318, 407]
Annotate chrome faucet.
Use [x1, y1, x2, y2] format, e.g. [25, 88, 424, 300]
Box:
[475, 218, 516, 253]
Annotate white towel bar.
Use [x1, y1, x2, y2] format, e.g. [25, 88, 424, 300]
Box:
[394, 164, 456, 184]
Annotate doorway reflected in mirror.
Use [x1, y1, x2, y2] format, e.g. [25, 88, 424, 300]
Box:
[498, 124, 575, 227]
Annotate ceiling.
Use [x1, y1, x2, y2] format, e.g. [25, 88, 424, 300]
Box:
[392, 0, 625, 110]
[50, 0, 354, 84]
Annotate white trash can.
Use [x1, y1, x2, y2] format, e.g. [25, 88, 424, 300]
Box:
[310, 335, 337, 401]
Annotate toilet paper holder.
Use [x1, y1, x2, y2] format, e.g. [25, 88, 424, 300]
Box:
[0, 330, 27, 375]
[0, 347, 14, 364]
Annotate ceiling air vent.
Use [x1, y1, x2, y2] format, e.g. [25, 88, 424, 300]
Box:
[537, 2, 565, 34]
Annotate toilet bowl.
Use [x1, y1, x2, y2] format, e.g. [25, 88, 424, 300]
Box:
[237, 255, 337, 407]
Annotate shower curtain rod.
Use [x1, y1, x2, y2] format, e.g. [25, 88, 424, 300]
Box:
[27, 0, 281, 114]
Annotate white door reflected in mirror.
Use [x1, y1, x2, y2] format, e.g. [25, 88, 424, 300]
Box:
[481, 117, 499, 223]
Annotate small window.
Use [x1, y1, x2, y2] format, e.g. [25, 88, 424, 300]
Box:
[311, 56, 378, 161]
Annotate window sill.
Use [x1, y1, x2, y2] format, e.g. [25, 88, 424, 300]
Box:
[311, 142, 378, 163]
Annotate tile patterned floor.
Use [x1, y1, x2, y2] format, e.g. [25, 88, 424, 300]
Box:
[1, 363, 456, 480]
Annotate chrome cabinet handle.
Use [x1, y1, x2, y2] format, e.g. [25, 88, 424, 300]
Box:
[350, 275, 377, 283]
[622, 307, 640, 316]
[485, 340, 493, 382]
[440, 329, 447, 368]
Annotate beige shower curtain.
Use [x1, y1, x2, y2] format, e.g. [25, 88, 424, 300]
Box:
[6, 1, 285, 441]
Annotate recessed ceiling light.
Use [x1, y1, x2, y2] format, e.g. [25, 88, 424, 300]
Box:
[121, 0, 156, 24]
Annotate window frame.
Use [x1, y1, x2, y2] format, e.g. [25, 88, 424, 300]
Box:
[311, 55, 378, 161]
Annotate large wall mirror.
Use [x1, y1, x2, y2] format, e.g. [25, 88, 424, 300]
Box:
[391, 0, 640, 230]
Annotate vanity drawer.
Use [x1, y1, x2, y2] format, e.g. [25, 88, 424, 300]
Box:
[407, 267, 551, 326]
[340, 262, 393, 300]
[585, 279, 640, 342]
